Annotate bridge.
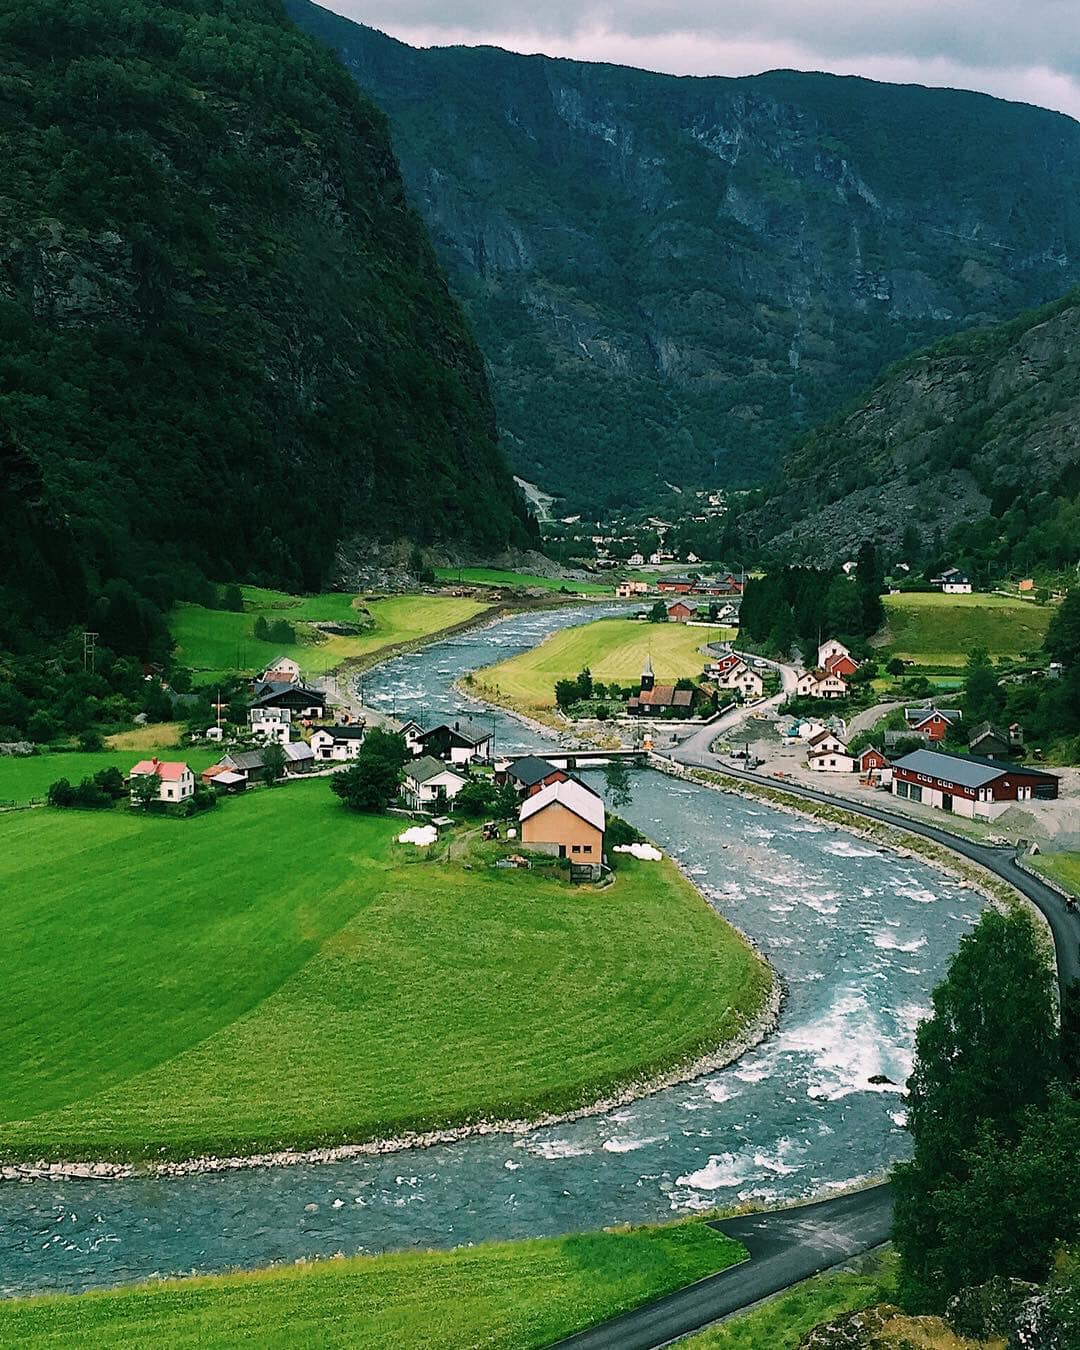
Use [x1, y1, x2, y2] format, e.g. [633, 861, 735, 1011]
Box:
[502, 747, 648, 771]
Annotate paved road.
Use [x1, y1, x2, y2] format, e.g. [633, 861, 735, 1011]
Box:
[667, 740, 1080, 993]
[551, 1185, 894, 1350]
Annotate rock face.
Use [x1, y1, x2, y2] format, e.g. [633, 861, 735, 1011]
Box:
[0, 0, 532, 627]
[289, 1, 1080, 511]
[748, 291, 1080, 561]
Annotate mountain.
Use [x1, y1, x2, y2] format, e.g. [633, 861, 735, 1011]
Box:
[0, 0, 532, 653]
[746, 291, 1080, 575]
[287, 1, 1080, 513]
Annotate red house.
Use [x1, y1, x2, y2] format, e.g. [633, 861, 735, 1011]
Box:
[904, 707, 962, 742]
[892, 748, 1057, 820]
[666, 601, 694, 623]
[824, 652, 860, 678]
[656, 577, 694, 594]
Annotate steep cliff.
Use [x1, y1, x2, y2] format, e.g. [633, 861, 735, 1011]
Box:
[288, 1, 1080, 512]
[0, 0, 531, 649]
[748, 291, 1080, 571]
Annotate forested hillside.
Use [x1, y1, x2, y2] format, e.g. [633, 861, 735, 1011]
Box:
[0, 0, 532, 660]
[746, 291, 1080, 579]
[290, 1, 1080, 512]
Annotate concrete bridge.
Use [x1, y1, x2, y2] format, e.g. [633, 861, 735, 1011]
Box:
[503, 747, 648, 771]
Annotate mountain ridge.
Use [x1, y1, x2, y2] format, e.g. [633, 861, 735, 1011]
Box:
[289, 1, 1080, 512]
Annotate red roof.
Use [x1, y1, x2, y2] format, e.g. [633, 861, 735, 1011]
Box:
[130, 758, 190, 781]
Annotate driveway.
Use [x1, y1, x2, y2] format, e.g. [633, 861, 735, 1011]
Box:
[551, 1185, 893, 1350]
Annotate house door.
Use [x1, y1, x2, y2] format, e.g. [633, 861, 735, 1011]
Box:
[941, 793, 953, 813]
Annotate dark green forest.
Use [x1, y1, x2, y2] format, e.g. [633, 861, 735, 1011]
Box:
[0, 0, 532, 663]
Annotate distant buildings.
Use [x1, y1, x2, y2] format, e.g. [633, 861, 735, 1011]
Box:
[932, 568, 973, 594]
[310, 725, 367, 761]
[402, 756, 469, 811]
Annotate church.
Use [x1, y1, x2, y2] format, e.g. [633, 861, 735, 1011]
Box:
[626, 653, 703, 715]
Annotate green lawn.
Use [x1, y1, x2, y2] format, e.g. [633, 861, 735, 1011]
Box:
[1029, 852, 1080, 898]
[0, 1222, 744, 1349]
[171, 588, 488, 680]
[472, 618, 735, 714]
[435, 567, 610, 594]
[880, 592, 1052, 668]
[0, 782, 769, 1161]
[0, 747, 220, 805]
[685, 1249, 896, 1348]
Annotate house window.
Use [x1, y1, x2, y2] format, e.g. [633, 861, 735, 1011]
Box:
[895, 781, 909, 798]
[583, 845, 592, 854]
[571, 845, 581, 854]
[909, 784, 923, 803]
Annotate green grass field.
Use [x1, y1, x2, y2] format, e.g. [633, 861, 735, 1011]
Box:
[435, 567, 610, 595]
[472, 618, 735, 714]
[879, 592, 1052, 668]
[171, 589, 488, 680]
[0, 781, 769, 1161]
[1029, 852, 1080, 898]
[0, 746, 220, 805]
[0, 1223, 744, 1349]
[686, 1249, 896, 1348]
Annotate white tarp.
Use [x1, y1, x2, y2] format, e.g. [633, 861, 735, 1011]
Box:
[613, 842, 662, 861]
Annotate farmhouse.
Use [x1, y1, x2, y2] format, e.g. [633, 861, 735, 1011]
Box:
[656, 576, 694, 594]
[796, 668, 848, 699]
[968, 721, 1024, 758]
[519, 777, 605, 862]
[402, 756, 469, 811]
[933, 567, 973, 594]
[891, 748, 1058, 819]
[706, 651, 764, 699]
[806, 729, 853, 772]
[498, 755, 569, 797]
[817, 640, 859, 678]
[415, 718, 493, 766]
[310, 725, 367, 761]
[248, 706, 291, 743]
[257, 656, 301, 684]
[858, 746, 892, 783]
[904, 707, 962, 741]
[666, 601, 695, 623]
[250, 681, 325, 719]
[129, 758, 194, 804]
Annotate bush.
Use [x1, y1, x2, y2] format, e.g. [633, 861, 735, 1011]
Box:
[453, 780, 495, 816]
[73, 776, 113, 808]
[92, 767, 127, 799]
[77, 729, 104, 752]
[47, 777, 76, 808]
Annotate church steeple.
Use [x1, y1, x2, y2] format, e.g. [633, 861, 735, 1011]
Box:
[640, 652, 655, 693]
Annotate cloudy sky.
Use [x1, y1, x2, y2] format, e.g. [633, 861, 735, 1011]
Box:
[319, 1, 1080, 120]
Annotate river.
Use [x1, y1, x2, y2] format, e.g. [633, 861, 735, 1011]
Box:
[0, 605, 982, 1297]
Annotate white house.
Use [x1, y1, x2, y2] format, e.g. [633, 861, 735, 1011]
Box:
[806, 729, 847, 757]
[808, 748, 855, 773]
[706, 653, 764, 699]
[817, 638, 851, 668]
[402, 756, 469, 810]
[414, 718, 493, 766]
[398, 720, 425, 755]
[249, 706, 292, 743]
[796, 668, 848, 699]
[258, 655, 302, 684]
[129, 758, 195, 805]
[310, 725, 366, 761]
[627, 552, 645, 566]
[933, 568, 973, 594]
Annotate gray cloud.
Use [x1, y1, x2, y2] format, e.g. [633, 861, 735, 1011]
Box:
[318, 0, 1080, 118]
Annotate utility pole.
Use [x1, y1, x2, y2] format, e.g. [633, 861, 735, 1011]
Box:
[83, 631, 98, 675]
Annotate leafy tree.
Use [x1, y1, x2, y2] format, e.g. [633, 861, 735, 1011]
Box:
[893, 910, 1061, 1310]
[492, 782, 518, 821]
[253, 616, 270, 642]
[222, 584, 244, 613]
[268, 619, 296, 645]
[262, 742, 287, 784]
[887, 657, 906, 677]
[330, 756, 399, 812]
[453, 780, 495, 816]
[603, 760, 633, 810]
[963, 646, 1005, 726]
[46, 778, 76, 808]
[77, 729, 104, 752]
[361, 728, 409, 772]
[1046, 587, 1080, 667]
[73, 776, 113, 808]
[131, 772, 161, 809]
[647, 600, 669, 623]
[92, 767, 127, 799]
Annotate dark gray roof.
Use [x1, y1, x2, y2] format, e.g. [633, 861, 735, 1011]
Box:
[421, 718, 490, 745]
[252, 683, 324, 708]
[507, 755, 560, 786]
[893, 748, 1057, 789]
[904, 706, 961, 724]
[317, 725, 366, 740]
[406, 755, 467, 785]
[222, 749, 265, 771]
[283, 742, 314, 762]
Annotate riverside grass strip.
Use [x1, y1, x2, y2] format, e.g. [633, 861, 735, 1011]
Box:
[0, 781, 769, 1163]
[170, 590, 490, 679]
[470, 616, 736, 715]
[0, 1222, 746, 1349]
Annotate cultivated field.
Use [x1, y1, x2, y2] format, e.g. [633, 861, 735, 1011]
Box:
[0, 1222, 743, 1348]
[170, 589, 489, 679]
[878, 592, 1052, 668]
[0, 746, 220, 805]
[435, 566, 610, 594]
[0, 782, 769, 1161]
[472, 617, 735, 714]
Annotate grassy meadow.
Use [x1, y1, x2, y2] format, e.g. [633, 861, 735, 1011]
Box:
[472, 617, 735, 715]
[0, 781, 769, 1161]
[1029, 852, 1080, 897]
[170, 588, 488, 679]
[0, 1222, 744, 1349]
[0, 745, 220, 805]
[435, 566, 610, 595]
[879, 592, 1052, 668]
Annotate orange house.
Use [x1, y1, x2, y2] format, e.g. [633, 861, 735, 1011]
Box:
[519, 779, 605, 860]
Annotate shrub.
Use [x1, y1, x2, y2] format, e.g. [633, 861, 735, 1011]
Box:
[47, 778, 76, 808]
